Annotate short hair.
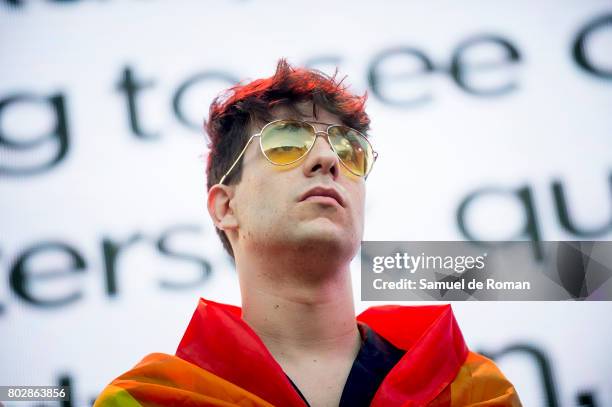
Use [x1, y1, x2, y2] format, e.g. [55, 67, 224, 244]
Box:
[205, 58, 370, 258]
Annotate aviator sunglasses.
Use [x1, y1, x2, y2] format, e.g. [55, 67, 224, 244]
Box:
[219, 119, 378, 185]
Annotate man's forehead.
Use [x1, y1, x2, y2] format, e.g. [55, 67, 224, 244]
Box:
[269, 102, 341, 124]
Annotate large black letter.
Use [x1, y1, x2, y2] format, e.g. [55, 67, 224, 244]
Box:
[101, 234, 144, 297]
[457, 185, 543, 260]
[172, 71, 237, 131]
[572, 14, 612, 79]
[480, 344, 559, 407]
[0, 93, 69, 176]
[2, 0, 22, 7]
[9, 242, 86, 307]
[368, 47, 435, 106]
[450, 35, 521, 96]
[116, 66, 159, 139]
[553, 174, 612, 236]
[156, 224, 212, 289]
[0, 248, 4, 315]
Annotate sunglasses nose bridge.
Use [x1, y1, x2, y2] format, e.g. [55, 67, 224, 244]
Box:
[311, 131, 341, 162]
[313, 130, 334, 150]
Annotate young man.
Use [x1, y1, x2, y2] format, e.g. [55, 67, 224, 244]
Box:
[95, 60, 521, 406]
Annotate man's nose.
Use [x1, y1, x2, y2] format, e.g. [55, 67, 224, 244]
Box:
[302, 132, 340, 179]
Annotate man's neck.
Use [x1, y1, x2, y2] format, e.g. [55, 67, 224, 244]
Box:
[236, 255, 360, 363]
[233, 245, 362, 406]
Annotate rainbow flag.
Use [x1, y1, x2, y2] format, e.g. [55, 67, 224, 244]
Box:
[94, 299, 520, 406]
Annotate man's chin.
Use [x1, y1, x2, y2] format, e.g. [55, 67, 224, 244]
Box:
[291, 220, 356, 252]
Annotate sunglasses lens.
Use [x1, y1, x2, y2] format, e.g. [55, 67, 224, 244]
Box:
[261, 120, 315, 165]
[328, 126, 375, 176]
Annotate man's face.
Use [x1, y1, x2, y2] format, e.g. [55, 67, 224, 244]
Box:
[229, 102, 366, 264]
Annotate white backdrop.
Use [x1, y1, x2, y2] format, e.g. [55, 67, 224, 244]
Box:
[1, 1, 612, 406]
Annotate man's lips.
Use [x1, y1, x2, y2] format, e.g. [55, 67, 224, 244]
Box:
[299, 186, 345, 207]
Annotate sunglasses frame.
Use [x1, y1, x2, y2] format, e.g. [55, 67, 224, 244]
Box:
[218, 119, 378, 185]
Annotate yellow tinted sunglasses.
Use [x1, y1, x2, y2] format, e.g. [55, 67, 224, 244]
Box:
[219, 119, 378, 185]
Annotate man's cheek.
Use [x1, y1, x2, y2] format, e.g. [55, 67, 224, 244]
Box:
[354, 200, 366, 235]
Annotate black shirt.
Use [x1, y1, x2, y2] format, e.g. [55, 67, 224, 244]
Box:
[285, 322, 406, 407]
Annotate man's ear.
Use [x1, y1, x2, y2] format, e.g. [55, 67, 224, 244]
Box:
[207, 184, 239, 232]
